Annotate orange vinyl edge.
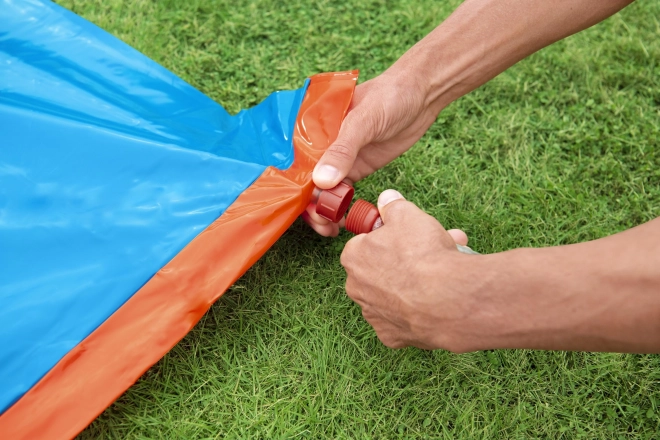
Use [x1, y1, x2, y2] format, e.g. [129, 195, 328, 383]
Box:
[0, 70, 358, 440]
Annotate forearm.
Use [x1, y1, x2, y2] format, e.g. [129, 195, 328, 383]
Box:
[478, 218, 660, 353]
[388, 0, 634, 111]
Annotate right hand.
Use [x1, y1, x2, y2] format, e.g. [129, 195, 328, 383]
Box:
[341, 189, 480, 351]
[302, 69, 443, 236]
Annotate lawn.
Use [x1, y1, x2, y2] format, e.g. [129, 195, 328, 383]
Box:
[58, 0, 660, 438]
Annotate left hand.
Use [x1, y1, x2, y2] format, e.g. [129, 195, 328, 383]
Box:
[302, 69, 444, 237]
[340, 189, 485, 351]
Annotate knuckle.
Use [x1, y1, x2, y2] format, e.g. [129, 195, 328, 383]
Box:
[385, 200, 434, 228]
[378, 334, 405, 349]
[340, 237, 361, 267]
[339, 248, 351, 268]
[316, 227, 335, 238]
[344, 277, 362, 303]
[384, 199, 408, 216]
[361, 308, 375, 321]
[379, 200, 411, 224]
[444, 340, 470, 354]
[326, 143, 355, 161]
[344, 276, 355, 294]
[348, 105, 377, 126]
[343, 104, 384, 141]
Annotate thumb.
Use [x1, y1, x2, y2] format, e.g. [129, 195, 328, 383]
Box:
[312, 110, 374, 189]
[377, 189, 468, 250]
[376, 189, 411, 225]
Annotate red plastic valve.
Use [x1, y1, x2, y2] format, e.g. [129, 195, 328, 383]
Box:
[345, 198, 479, 254]
[312, 182, 355, 223]
[345, 199, 382, 234]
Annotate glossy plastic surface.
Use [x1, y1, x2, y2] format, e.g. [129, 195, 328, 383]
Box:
[345, 199, 381, 234]
[313, 182, 355, 223]
[0, 69, 358, 440]
[0, 0, 307, 416]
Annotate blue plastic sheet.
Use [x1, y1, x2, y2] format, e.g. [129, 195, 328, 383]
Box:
[0, 0, 308, 413]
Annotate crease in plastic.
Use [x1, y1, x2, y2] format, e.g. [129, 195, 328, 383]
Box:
[0, 0, 359, 437]
[0, 69, 359, 440]
[0, 0, 309, 415]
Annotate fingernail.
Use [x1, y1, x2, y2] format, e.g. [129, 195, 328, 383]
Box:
[377, 189, 404, 208]
[313, 164, 341, 186]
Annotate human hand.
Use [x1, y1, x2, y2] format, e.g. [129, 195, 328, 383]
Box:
[303, 68, 443, 237]
[341, 189, 660, 353]
[340, 189, 493, 352]
[302, 0, 634, 237]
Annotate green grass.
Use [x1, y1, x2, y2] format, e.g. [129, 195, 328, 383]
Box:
[57, 0, 660, 437]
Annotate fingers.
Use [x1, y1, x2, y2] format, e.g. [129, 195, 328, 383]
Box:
[377, 189, 405, 210]
[447, 229, 468, 246]
[301, 210, 339, 237]
[376, 189, 470, 246]
[303, 203, 346, 237]
[340, 233, 365, 272]
[312, 107, 376, 189]
[305, 185, 471, 245]
[305, 204, 331, 226]
[376, 189, 423, 226]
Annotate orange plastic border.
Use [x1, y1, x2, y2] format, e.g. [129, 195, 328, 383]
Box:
[0, 71, 358, 440]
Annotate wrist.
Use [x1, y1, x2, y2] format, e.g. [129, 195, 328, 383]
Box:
[426, 250, 521, 352]
[385, 4, 500, 115]
[439, 245, 580, 352]
[474, 238, 660, 353]
[476, 247, 563, 350]
[462, 249, 531, 351]
[384, 43, 455, 115]
[474, 245, 602, 351]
